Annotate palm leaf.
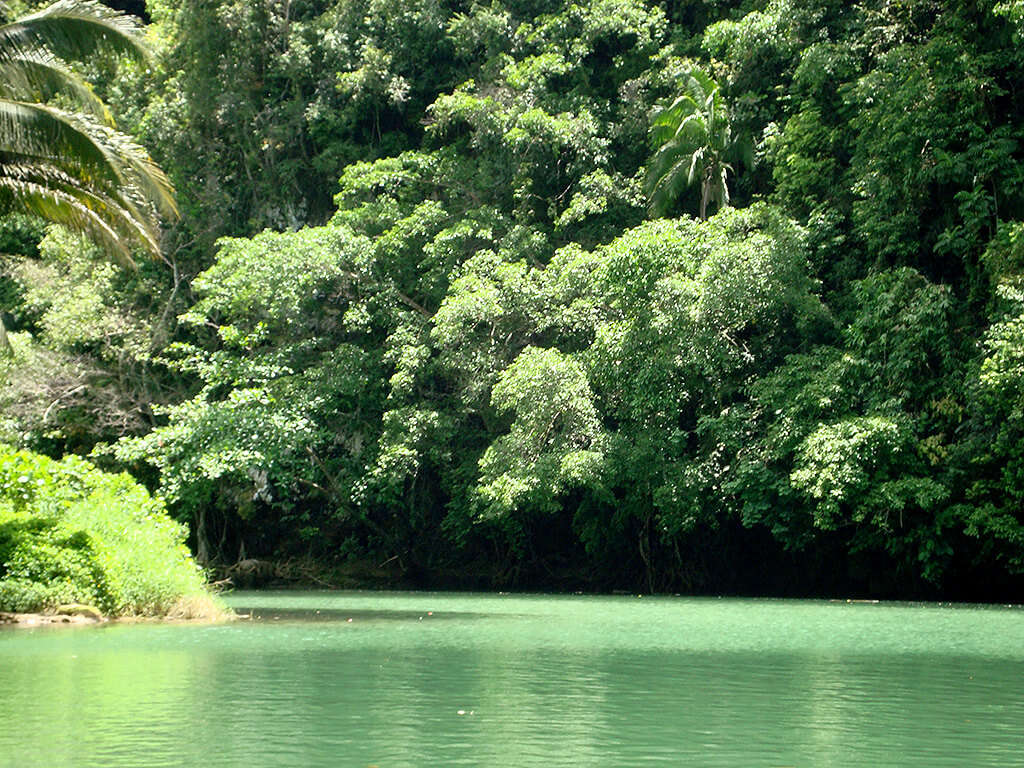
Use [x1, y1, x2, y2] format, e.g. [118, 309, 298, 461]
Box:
[646, 151, 692, 217]
[91, 121, 177, 218]
[0, 99, 129, 180]
[684, 69, 716, 110]
[0, 0, 174, 262]
[0, 156, 163, 259]
[674, 112, 708, 145]
[0, 0, 148, 65]
[1, 155, 160, 234]
[0, 50, 111, 122]
[687, 146, 705, 186]
[0, 100, 175, 258]
[0, 100, 176, 216]
[0, 171, 151, 264]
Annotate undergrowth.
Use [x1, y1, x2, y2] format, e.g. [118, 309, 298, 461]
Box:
[0, 445, 226, 618]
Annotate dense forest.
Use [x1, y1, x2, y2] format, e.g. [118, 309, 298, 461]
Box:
[3, 0, 1024, 599]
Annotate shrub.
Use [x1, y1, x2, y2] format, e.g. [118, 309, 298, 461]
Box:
[0, 446, 223, 617]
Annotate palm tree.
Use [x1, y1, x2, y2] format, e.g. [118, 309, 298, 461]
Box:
[645, 67, 743, 220]
[0, 0, 176, 353]
[0, 0, 177, 258]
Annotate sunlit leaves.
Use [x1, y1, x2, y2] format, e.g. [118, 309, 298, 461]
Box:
[477, 346, 606, 517]
[792, 416, 911, 527]
[0, 0, 176, 262]
[0, 445, 211, 616]
[183, 226, 365, 341]
[646, 68, 743, 220]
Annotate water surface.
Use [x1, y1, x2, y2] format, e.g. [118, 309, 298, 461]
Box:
[1, 592, 1022, 767]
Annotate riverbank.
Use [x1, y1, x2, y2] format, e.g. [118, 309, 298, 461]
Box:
[0, 446, 229, 622]
[1, 610, 102, 627]
[0, 596, 234, 628]
[205, 552, 1024, 602]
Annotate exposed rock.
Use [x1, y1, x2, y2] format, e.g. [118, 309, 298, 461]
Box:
[227, 558, 278, 588]
[0, 610, 103, 627]
[55, 604, 104, 620]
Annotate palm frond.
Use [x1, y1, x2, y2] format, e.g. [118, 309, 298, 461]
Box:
[683, 70, 710, 107]
[646, 151, 693, 217]
[0, 99, 127, 179]
[0, 0, 174, 262]
[0, 160, 160, 251]
[687, 146, 705, 186]
[0, 171, 149, 264]
[674, 112, 708, 145]
[0, 100, 175, 258]
[650, 158, 693, 216]
[0, 99, 175, 217]
[91, 122, 177, 218]
[0, 0, 148, 65]
[0, 50, 111, 121]
[0, 155, 157, 229]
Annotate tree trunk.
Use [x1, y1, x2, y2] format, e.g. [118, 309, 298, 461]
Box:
[0, 314, 11, 356]
[699, 178, 710, 220]
[639, 514, 655, 594]
[195, 506, 210, 565]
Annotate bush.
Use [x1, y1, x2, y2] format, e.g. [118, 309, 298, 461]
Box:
[0, 446, 223, 617]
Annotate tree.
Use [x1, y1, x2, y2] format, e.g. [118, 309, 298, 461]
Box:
[0, 0, 176, 355]
[0, 0, 176, 261]
[646, 67, 742, 220]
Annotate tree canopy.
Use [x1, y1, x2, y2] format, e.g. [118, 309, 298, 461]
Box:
[2, 0, 1024, 599]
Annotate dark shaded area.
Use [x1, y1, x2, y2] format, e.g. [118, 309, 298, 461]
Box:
[105, 0, 149, 22]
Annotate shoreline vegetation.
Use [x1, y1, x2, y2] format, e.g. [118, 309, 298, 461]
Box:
[2, 0, 1024, 602]
[0, 446, 226, 621]
[205, 557, 1024, 607]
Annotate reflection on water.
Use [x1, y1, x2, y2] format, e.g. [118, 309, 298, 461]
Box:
[1, 592, 1022, 768]
[237, 605, 498, 623]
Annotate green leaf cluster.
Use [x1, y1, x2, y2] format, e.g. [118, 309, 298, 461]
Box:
[0, 444, 218, 616]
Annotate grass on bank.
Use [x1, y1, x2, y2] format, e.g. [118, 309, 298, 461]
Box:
[0, 445, 226, 619]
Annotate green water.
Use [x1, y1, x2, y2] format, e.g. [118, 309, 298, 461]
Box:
[1, 593, 1023, 767]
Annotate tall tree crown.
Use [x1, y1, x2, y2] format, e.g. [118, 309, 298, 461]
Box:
[646, 67, 741, 220]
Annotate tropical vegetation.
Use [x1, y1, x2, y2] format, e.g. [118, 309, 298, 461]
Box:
[1, 0, 1023, 601]
[0, 0, 175, 261]
[0, 444, 220, 616]
[0, 0, 175, 362]
[646, 66, 745, 219]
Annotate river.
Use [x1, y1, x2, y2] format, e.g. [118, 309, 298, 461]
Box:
[1, 591, 1022, 767]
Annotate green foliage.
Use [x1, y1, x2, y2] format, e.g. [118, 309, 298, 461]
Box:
[578, 206, 824, 548]
[0, 0, 176, 261]
[996, 0, 1024, 37]
[791, 416, 941, 530]
[425, 0, 666, 236]
[477, 346, 607, 518]
[0, 445, 216, 615]
[959, 274, 1024, 572]
[5, 0, 1022, 597]
[646, 67, 746, 220]
[848, 38, 1007, 269]
[702, 266, 965, 582]
[135, 0, 466, 260]
[113, 223, 386, 560]
[0, 228, 172, 453]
